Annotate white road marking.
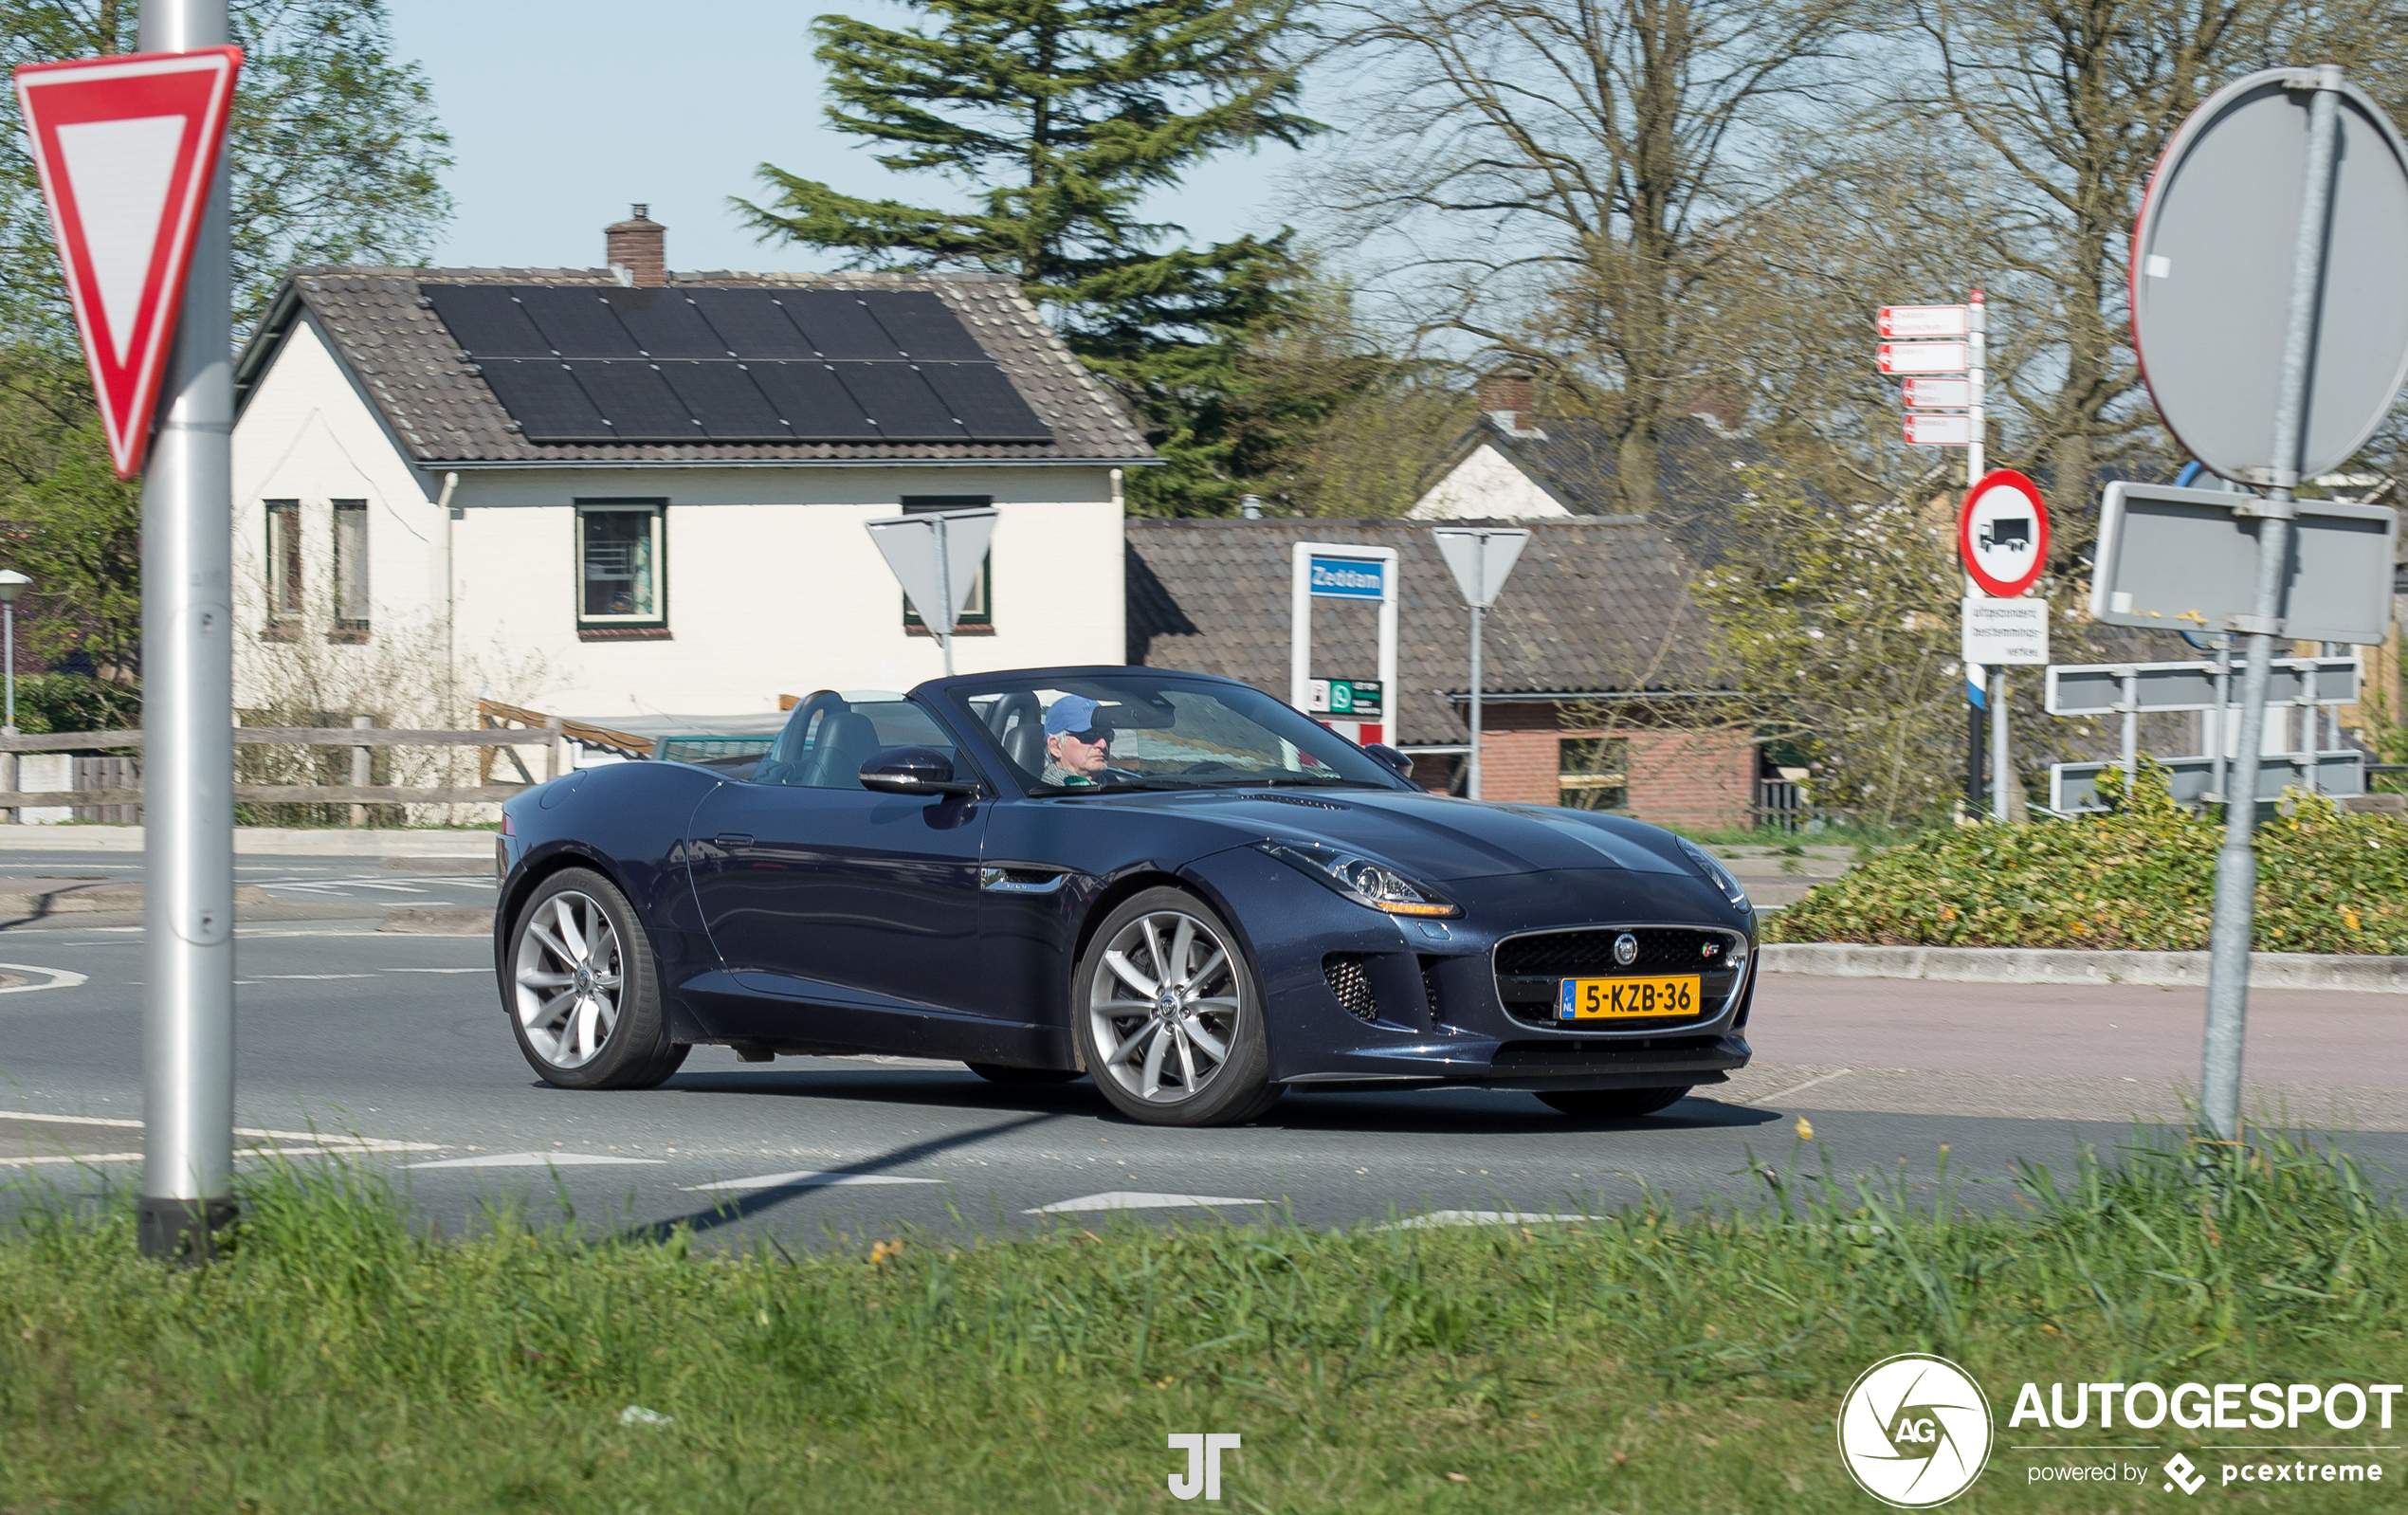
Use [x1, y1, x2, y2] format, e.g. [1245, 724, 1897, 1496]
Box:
[0, 963, 87, 994]
[254, 974, 378, 981]
[1756, 1068, 1854, 1104]
[383, 968, 486, 975]
[1375, 1210, 1596, 1231]
[1024, 1190, 1267, 1214]
[682, 1170, 941, 1192]
[407, 1152, 666, 1169]
[0, 1151, 142, 1166]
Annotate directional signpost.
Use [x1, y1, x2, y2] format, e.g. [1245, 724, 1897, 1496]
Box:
[19, 19, 246, 1260]
[2128, 65, 2408, 1141]
[866, 507, 999, 676]
[1430, 527, 1530, 799]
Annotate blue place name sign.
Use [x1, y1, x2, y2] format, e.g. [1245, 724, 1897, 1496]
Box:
[1308, 557, 1385, 599]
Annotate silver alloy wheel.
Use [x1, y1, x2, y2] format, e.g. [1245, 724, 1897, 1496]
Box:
[514, 890, 624, 1069]
[1085, 909, 1241, 1104]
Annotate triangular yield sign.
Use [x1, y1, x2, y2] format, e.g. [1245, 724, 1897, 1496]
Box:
[15, 47, 242, 479]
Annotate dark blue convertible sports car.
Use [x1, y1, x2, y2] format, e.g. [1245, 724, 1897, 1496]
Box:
[492, 666, 1756, 1126]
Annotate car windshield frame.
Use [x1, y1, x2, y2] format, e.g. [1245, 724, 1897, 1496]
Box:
[942, 672, 1415, 797]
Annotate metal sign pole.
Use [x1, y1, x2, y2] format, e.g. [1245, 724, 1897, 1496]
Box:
[1967, 291, 1990, 821]
[2201, 64, 2343, 1142]
[1467, 536, 1485, 799]
[138, 0, 237, 1260]
[932, 516, 953, 677]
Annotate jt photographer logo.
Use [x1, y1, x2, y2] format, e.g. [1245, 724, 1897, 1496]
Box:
[1167, 1433, 1240, 1501]
[1838, 1354, 1995, 1507]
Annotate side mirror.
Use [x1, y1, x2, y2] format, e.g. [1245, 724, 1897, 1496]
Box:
[859, 745, 980, 797]
[1363, 743, 1416, 778]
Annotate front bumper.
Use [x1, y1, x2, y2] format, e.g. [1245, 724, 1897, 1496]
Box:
[1179, 851, 1757, 1091]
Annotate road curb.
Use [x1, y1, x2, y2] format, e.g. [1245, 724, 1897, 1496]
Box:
[1760, 943, 2408, 994]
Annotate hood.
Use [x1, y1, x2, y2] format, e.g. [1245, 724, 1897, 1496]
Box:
[1099, 788, 1698, 883]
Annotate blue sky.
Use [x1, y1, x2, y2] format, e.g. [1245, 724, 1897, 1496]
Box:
[389, 0, 1308, 274]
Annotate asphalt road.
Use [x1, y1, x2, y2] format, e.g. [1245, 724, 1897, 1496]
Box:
[2, 845, 2401, 1248]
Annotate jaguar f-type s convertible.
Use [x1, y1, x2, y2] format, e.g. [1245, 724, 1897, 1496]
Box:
[491, 667, 1756, 1127]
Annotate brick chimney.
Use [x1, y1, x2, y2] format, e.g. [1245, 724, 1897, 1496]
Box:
[1477, 369, 1541, 436]
[605, 204, 666, 287]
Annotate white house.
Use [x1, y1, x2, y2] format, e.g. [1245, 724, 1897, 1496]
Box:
[228, 210, 1153, 726]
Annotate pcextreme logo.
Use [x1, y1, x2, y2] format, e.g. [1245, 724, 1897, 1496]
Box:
[1838, 1354, 1996, 1507]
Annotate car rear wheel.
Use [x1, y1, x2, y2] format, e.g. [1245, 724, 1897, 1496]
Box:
[1072, 887, 1280, 1127]
[505, 867, 688, 1090]
[965, 1062, 1084, 1085]
[1536, 1086, 1691, 1119]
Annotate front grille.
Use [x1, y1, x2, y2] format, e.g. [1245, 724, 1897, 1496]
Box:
[1323, 954, 1377, 1021]
[1490, 1034, 1740, 1073]
[1493, 926, 1744, 1031]
[1496, 927, 1736, 977]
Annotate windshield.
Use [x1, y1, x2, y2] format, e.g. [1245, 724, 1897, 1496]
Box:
[953, 674, 1410, 794]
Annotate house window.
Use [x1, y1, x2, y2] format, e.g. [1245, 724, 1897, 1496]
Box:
[265, 500, 302, 627]
[332, 499, 370, 636]
[576, 501, 666, 630]
[900, 495, 994, 634]
[1559, 736, 1629, 811]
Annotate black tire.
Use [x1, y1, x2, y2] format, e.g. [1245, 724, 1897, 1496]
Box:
[966, 1062, 1085, 1085]
[1536, 1086, 1692, 1119]
[1071, 886, 1282, 1127]
[503, 867, 688, 1090]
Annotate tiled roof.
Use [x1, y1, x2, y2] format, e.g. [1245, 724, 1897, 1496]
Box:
[1126, 519, 1729, 745]
[1430, 413, 1757, 564]
[233, 265, 1156, 466]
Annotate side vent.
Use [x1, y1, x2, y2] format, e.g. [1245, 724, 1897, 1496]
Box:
[1418, 956, 1445, 1022]
[1322, 953, 1377, 1022]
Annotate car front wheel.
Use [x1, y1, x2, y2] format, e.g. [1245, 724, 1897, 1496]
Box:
[504, 867, 688, 1090]
[1072, 887, 1280, 1127]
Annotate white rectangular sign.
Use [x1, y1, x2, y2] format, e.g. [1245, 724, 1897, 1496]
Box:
[1962, 596, 2049, 666]
[1901, 376, 1971, 409]
[1877, 340, 1969, 374]
[1877, 304, 1969, 338]
[1903, 413, 1974, 446]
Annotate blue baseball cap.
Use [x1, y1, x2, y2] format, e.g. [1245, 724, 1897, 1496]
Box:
[1044, 695, 1103, 737]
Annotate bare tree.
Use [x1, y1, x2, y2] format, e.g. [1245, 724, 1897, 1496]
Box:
[1309, 0, 1854, 514]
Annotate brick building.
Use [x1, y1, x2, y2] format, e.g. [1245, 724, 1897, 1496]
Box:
[1125, 519, 1759, 828]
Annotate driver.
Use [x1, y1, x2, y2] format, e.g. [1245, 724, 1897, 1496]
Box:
[1039, 695, 1117, 787]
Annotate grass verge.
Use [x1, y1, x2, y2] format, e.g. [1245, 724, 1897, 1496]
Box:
[2, 1130, 2403, 1512]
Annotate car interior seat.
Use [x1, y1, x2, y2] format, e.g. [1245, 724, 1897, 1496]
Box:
[800, 711, 884, 789]
[1004, 720, 1047, 777]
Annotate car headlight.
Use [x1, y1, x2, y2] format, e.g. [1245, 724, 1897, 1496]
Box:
[1254, 840, 1461, 919]
[1676, 835, 1750, 911]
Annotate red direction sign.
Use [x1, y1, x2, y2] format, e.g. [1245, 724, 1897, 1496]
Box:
[1903, 413, 1973, 447]
[1876, 340, 1968, 374]
[1959, 469, 2051, 597]
[1877, 304, 1969, 338]
[15, 47, 242, 478]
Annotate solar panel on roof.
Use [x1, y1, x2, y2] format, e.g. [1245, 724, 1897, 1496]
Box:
[601, 290, 731, 358]
[476, 359, 614, 439]
[919, 362, 1051, 440]
[685, 288, 817, 358]
[568, 361, 703, 439]
[514, 287, 641, 357]
[862, 290, 992, 360]
[424, 285, 551, 357]
[833, 363, 969, 440]
[744, 362, 882, 438]
[656, 362, 789, 439]
[778, 291, 902, 358]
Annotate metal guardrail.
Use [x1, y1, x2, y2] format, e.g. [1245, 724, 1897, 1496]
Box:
[0, 723, 552, 813]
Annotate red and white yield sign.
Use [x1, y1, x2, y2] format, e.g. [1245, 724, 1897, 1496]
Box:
[1959, 469, 2050, 597]
[16, 47, 242, 478]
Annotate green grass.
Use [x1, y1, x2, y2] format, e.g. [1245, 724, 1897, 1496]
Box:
[3, 1129, 2403, 1511]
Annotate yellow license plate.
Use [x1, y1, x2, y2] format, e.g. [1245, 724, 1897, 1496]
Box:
[1558, 975, 1703, 1020]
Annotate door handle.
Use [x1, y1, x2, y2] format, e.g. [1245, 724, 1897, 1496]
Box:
[713, 832, 754, 848]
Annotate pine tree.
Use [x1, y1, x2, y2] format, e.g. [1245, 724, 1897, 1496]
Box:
[737, 0, 1321, 514]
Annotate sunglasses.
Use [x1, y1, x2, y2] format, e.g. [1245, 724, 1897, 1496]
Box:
[1058, 727, 1110, 745]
